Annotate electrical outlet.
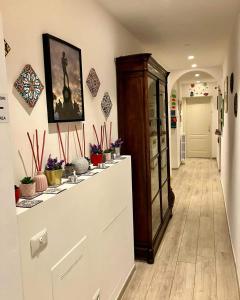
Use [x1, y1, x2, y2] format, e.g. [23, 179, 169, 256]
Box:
[30, 228, 48, 257]
[92, 288, 100, 300]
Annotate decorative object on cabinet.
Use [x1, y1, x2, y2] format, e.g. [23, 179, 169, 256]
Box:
[72, 157, 89, 174]
[230, 72, 234, 94]
[86, 68, 101, 97]
[101, 92, 112, 119]
[19, 177, 36, 197]
[111, 138, 123, 158]
[224, 76, 229, 113]
[42, 34, 84, 123]
[27, 130, 48, 192]
[16, 199, 43, 208]
[4, 39, 11, 57]
[45, 155, 64, 186]
[14, 64, 44, 108]
[234, 93, 238, 117]
[116, 53, 174, 263]
[90, 144, 103, 166]
[171, 90, 177, 128]
[15, 185, 21, 203]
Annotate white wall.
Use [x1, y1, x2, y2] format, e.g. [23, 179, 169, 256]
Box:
[0, 13, 23, 300]
[221, 12, 240, 282]
[1, 0, 144, 183]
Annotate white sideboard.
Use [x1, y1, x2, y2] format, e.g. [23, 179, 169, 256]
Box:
[16, 157, 134, 300]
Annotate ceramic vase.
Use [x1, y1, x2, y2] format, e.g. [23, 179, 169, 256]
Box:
[104, 152, 112, 162]
[72, 157, 89, 174]
[90, 153, 103, 166]
[20, 182, 36, 197]
[45, 169, 63, 186]
[34, 171, 48, 192]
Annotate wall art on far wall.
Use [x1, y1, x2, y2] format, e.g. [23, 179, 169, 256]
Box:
[42, 34, 85, 123]
[14, 64, 44, 108]
[224, 75, 228, 113]
[101, 92, 112, 119]
[230, 72, 234, 94]
[86, 68, 100, 97]
[234, 93, 238, 117]
[4, 39, 11, 57]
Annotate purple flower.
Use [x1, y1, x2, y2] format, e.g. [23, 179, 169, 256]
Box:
[111, 138, 123, 148]
[45, 155, 64, 170]
[90, 143, 103, 154]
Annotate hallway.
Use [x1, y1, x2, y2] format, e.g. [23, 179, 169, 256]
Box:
[122, 159, 240, 300]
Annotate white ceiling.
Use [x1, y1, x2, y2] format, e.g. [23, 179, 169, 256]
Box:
[178, 71, 214, 83]
[97, 0, 240, 71]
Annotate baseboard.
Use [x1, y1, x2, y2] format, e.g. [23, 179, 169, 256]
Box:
[116, 264, 136, 300]
[219, 180, 240, 294]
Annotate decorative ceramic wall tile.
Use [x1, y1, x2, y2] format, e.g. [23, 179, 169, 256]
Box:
[86, 68, 100, 97]
[4, 39, 11, 57]
[14, 64, 44, 108]
[101, 92, 112, 119]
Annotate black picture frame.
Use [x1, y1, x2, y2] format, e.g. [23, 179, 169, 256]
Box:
[42, 34, 85, 123]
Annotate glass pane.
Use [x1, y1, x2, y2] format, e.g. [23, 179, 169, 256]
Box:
[152, 193, 161, 238]
[161, 165, 168, 185]
[149, 119, 158, 158]
[160, 134, 167, 151]
[161, 182, 169, 219]
[161, 149, 167, 168]
[151, 158, 159, 199]
[159, 83, 167, 136]
[148, 78, 157, 119]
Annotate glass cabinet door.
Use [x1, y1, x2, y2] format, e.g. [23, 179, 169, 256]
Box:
[148, 77, 161, 238]
[159, 83, 167, 150]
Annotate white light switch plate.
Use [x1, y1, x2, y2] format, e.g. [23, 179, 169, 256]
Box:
[30, 228, 48, 257]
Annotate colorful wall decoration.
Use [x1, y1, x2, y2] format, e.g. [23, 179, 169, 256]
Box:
[86, 68, 101, 97]
[101, 92, 112, 119]
[188, 82, 209, 97]
[14, 64, 44, 108]
[171, 90, 177, 128]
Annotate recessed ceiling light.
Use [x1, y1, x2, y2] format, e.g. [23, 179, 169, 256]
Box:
[188, 55, 195, 60]
[192, 64, 197, 68]
[195, 73, 200, 77]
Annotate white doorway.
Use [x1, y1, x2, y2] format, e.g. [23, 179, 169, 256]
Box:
[186, 97, 211, 158]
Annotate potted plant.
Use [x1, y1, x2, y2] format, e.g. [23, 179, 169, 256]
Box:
[90, 144, 103, 166]
[45, 155, 64, 186]
[103, 148, 113, 162]
[111, 138, 123, 157]
[19, 177, 36, 197]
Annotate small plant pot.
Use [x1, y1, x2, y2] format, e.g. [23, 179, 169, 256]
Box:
[114, 147, 121, 157]
[64, 165, 74, 178]
[34, 171, 48, 192]
[104, 152, 112, 162]
[15, 186, 21, 203]
[45, 169, 63, 186]
[91, 153, 103, 166]
[20, 182, 36, 197]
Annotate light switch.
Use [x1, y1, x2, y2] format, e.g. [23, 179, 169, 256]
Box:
[30, 229, 48, 257]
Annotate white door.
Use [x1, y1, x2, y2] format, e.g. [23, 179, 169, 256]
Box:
[186, 97, 211, 158]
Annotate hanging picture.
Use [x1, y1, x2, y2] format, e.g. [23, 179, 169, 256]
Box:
[230, 72, 234, 94]
[234, 93, 238, 117]
[86, 68, 100, 97]
[224, 76, 228, 113]
[4, 39, 11, 57]
[101, 92, 112, 119]
[42, 34, 85, 123]
[14, 64, 44, 108]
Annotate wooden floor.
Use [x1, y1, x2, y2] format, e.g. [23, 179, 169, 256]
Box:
[122, 159, 240, 300]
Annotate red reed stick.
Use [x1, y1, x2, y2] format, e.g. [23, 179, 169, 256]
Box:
[58, 134, 62, 161]
[83, 123, 86, 157]
[39, 130, 46, 171]
[75, 125, 83, 157]
[36, 129, 40, 171]
[32, 134, 35, 177]
[109, 122, 112, 148]
[104, 122, 108, 149]
[93, 124, 100, 145]
[57, 123, 66, 164]
[27, 132, 38, 171]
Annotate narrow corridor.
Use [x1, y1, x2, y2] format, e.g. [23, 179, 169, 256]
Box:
[122, 159, 240, 300]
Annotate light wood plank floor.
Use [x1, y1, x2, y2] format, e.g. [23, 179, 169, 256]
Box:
[122, 159, 240, 300]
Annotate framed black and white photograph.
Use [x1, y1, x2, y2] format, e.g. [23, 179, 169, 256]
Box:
[42, 34, 84, 123]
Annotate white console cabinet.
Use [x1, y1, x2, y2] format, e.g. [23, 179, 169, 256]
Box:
[16, 157, 134, 300]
